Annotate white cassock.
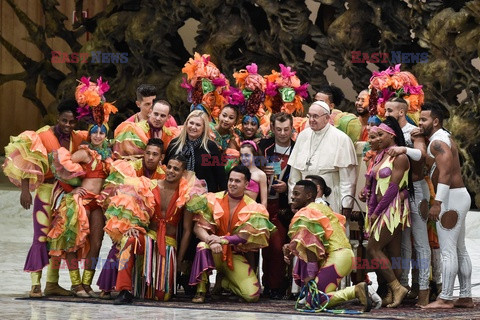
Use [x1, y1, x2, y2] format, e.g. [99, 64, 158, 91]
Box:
[288, 123, 358, 213]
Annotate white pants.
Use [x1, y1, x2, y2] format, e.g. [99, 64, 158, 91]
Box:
[437, 187, 471, 300]
[400, 180, 431, 290]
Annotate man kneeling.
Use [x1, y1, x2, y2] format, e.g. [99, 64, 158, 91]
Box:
[284, 180, 381, 311]
[188, 165, 276, 303]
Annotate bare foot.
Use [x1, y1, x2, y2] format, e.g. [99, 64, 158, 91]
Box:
[454, 297, 474, 308]
[421, 298, 454, 309]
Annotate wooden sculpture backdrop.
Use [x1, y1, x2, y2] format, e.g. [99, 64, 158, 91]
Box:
[1, 0, 479, 206]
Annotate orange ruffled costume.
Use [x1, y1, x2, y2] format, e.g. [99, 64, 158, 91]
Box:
[47, 145, 110, 258]
[187, 192, 276, 268]
[103, 164, 207, 243]
[112, 120, 179, 160]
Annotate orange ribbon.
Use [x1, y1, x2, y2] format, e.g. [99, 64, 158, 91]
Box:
[157, 219, 167, 257]
[222, 232, 234, 270]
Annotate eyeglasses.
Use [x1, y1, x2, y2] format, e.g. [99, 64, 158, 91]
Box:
[307, 113, 329, 120]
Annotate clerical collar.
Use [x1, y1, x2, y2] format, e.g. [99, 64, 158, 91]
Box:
[312, 123, 330, 136]
[228, 192, 244, 200]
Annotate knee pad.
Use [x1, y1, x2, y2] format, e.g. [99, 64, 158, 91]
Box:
[440, 210, 458, 230]
[419, 199, 429, 221]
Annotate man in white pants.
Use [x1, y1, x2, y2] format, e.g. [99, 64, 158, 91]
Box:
[385, 97, 431, 306]
[419, 102, 473, 309]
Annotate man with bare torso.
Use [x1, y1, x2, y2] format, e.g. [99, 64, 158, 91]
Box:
[114, 155, 194, 304]
[418, 102, 473, 309]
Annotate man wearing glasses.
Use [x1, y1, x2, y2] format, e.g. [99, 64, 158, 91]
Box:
[287, 101, 358, 218]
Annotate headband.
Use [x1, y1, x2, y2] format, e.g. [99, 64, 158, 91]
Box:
[241, 140, 258, 152]
[242, 114, 259, 125]
[89, 124, 108, 134]
[368, 115, 381, 125]
[370, 126, 379, 133]
[311, 101, 330, 114]
[378, 123, 396, 136]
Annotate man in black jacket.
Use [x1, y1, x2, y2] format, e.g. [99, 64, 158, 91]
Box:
[259, 112, 295, 299]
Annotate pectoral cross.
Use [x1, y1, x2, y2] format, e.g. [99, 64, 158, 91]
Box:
[306, 159, 312, 169]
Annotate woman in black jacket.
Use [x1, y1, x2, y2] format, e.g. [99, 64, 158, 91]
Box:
[165, 110, 227, 294]
[165, 110, 227, 192]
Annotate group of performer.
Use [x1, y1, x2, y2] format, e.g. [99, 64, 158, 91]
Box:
[2, 54, 473, 311]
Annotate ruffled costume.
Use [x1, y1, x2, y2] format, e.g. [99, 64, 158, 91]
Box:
[103, 169, 206, 300]
[365, 153, 410, 241]
[2, 127, 87, 272]
[188, 192, 275, 302]
[47, 145, 110, 258]
[96, 158, 158, 291]
[331, 111, 363, 143]
[113, 120, 178, 159]
[3, 130, 49, 190]
[288, 202, 357, 307]
[209, 122, 238, 152]
[288, 203, 335, 265]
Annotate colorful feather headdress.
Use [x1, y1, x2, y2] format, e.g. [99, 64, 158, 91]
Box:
[181, 52, 229, 120]
[231, 63, 266, 121]
[264, 64, 309, 115]
[368, 64, 424, 124]
[75, 76, 117, 127]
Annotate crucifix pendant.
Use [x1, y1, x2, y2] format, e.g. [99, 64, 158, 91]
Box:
[306, 159, 312, 168]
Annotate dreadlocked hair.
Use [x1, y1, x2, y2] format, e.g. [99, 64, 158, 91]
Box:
[192, 81, 204, 105]
[271, 92, 284, 114]
[245, 89, 264, 116]
[368, 87, 378, 116]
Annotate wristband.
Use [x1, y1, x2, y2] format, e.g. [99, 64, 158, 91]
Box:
[405, 147, 422, 161]
[434, 183, 450, 204]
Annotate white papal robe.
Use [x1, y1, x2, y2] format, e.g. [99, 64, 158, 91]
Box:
[288, 123, 358, 213]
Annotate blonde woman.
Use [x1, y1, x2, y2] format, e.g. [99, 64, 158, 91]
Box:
[165, 110, 227, 192]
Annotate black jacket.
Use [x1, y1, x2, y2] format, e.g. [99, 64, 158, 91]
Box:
[258, 137, 295, 210]
[165, 138, 227, 192]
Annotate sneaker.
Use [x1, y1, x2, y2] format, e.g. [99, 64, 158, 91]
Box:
[368, 284, 382, 309]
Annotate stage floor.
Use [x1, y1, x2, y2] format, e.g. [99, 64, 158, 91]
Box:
[0, 188, 479, 319]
